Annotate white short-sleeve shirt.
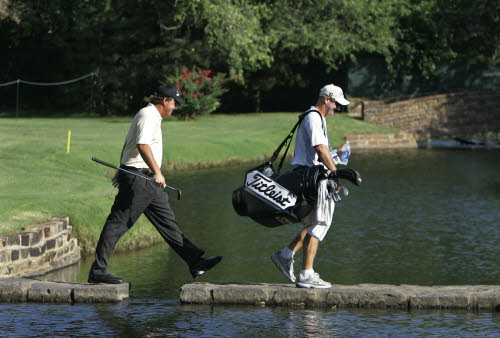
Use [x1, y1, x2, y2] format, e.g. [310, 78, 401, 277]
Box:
[121, 103, 163, 169]
[290, 107, 329, 168]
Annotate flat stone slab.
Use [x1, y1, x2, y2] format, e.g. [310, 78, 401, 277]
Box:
[180, 282, 500, 311]
[0, 278, 129, 303]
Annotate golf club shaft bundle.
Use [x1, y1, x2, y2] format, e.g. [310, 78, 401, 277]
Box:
[91, 157, 182, 200]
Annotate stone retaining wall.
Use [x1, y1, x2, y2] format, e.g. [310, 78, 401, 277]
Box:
[0, 216, 80, 277]
[348, 89, 500, 141]
[345, 132, 417, 149]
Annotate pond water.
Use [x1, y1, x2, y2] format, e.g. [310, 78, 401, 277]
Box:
[1, 149, 499, 336]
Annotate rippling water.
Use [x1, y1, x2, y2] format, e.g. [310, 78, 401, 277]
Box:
[2, 149, 499, 336]
[1, 300, 498, 336]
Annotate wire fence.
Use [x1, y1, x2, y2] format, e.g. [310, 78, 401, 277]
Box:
[0, 72, 97, 117]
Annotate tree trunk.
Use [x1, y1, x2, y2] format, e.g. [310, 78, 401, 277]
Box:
[255, 89, 261, 112]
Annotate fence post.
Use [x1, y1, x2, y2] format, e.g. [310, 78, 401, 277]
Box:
[89, 72, 95, 113]
[16, 79, 20, 118]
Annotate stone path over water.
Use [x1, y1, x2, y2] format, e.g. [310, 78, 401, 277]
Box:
[0, 278, 129, 303]
[181, 282, 500, 311]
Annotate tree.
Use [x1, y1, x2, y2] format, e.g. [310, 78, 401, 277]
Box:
[173, 0, 275, 82]
[1, 0, 497, 113]
[384, 0, 499, 91]
[1, 0, 192, 114]
[245, 0, 401, 110]
[175, 0, 402, 111]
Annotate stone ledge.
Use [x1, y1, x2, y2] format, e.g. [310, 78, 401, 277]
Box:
[345, 133, 417, 149]
[351, 89, 500, 142]
[0, 278, 129, 303]
[180, 283, 500, 311]
[0, 216, 80, 277]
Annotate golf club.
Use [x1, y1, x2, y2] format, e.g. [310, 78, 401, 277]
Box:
[336, 168, 362, 186]
[92, 157, 182, 200]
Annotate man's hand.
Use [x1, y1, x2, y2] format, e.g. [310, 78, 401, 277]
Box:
[154, 172, 166, 188]
[136, 144, 165, 188]
[329, 171, 341, 193]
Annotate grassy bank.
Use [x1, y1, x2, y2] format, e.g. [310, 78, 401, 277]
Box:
[0, 113, 397, 253]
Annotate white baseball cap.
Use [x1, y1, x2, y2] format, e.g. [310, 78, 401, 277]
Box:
[319, 84, 350, 105]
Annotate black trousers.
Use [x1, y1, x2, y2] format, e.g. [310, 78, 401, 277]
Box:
[90, 169, 204, 276]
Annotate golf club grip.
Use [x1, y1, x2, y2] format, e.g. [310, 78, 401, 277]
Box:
[92, 157, 118, 170]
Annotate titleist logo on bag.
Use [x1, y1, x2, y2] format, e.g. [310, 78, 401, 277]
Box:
[245, 170, 297, 210]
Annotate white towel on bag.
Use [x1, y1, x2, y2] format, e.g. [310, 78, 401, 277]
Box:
[314, 179, 335, 226]
[300, 178, 336, 241]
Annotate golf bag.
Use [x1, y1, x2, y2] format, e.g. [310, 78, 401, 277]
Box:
[232, 110, 362, 228]
[232, 164, 329, 227]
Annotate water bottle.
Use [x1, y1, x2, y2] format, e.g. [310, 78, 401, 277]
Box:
[330, 149, 341, 165]
[340, 141, 350, 165]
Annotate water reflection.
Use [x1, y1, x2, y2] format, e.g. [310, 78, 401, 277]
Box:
[1, 301, 498, 336]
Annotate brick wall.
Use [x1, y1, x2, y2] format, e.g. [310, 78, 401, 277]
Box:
[0, 216, 80, 278]
[345, 132, 417, 149]
[349, 89, 500, 141]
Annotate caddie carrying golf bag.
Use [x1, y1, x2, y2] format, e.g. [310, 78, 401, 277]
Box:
[232, 110, 362, 228]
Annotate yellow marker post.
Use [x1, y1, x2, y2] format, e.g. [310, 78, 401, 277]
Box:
[67, 129, 71, 153]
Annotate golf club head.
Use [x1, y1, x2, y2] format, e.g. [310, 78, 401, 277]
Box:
[337, 168, 362, 186]
[177, 190, 182, 200]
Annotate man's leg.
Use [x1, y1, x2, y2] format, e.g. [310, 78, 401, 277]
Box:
[275, 228, 320, 280]
[288, 227, 308, 253]
[144, 188, 221, 278]
[89, 174, 151, 282]
[295, 225, 331, 289]
[271, 228, 309, 282]
[302, 233, 319, 271]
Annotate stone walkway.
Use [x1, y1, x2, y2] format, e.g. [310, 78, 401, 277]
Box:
[180, 282, 500, 311]
[0, 278, 129, 303]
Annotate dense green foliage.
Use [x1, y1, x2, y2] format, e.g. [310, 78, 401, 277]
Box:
[389, 0, 499, 87]
[0, 0, 498, 114]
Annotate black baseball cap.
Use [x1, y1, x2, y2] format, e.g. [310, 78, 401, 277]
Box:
[154, 84, 185, 104]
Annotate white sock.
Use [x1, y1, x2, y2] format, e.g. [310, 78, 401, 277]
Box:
[300, 269, 314, 280]
[280, 247, 294, 259]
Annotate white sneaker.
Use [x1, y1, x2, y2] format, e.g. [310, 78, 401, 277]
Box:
[271, 251, 296, 283]
[296, 272, 331, 289]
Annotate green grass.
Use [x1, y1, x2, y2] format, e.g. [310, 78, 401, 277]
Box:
[0, 113, 397, 253]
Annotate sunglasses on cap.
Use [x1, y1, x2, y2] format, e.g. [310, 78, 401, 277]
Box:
[327, 96, 341, 105]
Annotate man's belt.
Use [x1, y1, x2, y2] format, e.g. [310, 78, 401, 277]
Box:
[121, 165, 155, 177]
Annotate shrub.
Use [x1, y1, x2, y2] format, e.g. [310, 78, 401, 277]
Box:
[167, 66, 229, 120]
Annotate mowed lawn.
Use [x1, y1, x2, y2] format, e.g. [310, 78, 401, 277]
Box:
[0, 113, 396, 253]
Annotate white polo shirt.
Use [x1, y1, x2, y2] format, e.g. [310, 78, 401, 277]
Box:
[121, 103, 163, 169]
[290, 107, 329, 168]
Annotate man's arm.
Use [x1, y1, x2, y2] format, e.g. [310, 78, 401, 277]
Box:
[314, 144, 337, 173]
[315, 144, 340, 192]
[112, 141, 127, 188]
[137, 144, 166, 188]
[119, 141, 126, 164]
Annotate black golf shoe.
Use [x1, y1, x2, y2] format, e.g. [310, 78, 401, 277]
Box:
[88, 272, 124, 284]
[190, 256, 223, 279]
